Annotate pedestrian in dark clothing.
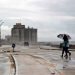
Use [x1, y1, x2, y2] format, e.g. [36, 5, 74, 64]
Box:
[12, 43, 16, 52]
[61, 35, 71, 59]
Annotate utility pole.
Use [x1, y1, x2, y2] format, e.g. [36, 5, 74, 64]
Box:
[0, 20, 4, 46]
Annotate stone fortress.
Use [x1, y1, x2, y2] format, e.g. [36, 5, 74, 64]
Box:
[11, 23, 37, 45]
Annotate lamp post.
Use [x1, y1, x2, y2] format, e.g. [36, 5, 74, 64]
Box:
[0, 21, 4, 46]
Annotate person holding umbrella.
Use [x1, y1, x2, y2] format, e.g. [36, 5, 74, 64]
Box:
[57, 34, 71, 59]
[62, 34, 71, 59]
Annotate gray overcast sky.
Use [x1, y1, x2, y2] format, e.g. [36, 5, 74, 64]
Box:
[0, 0, 75, 41]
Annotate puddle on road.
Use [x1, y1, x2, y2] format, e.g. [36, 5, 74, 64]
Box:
[34, 53, 75, 75]
[62, 58, 75, 69]
[0, 54, 11, 75]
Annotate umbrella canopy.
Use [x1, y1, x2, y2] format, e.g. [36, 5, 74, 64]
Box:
[57, 34, 71, 40]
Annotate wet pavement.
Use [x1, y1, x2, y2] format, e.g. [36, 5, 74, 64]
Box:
[0, 45, 75, 75]
[15, 55, 51, 75]
[0, 54, 10, 75]
[14, 46, 75, 75]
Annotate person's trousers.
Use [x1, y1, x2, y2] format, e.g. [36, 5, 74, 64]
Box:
[62, 47, 71, 57]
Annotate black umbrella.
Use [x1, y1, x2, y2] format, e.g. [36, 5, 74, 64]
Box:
[57, 34, 71, 40]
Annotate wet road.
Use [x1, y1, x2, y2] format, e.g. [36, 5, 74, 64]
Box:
[0, 54, 10, 75]
[0, 45, 16, 75]
[15, 55, 52, 75]
[0, 45, 75, 75]
[6, 45, 73, 75]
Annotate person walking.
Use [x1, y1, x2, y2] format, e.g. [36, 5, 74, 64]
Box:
[61, 34, 71, 59]
[12, 43, 16, 52]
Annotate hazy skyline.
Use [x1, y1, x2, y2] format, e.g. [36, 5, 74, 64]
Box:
[0, 0, 75, 41]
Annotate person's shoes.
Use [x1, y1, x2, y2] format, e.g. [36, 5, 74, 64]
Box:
[61, 55, 63, 58]
[65, 55, 68, 59]
[69, 53, 71, 56]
